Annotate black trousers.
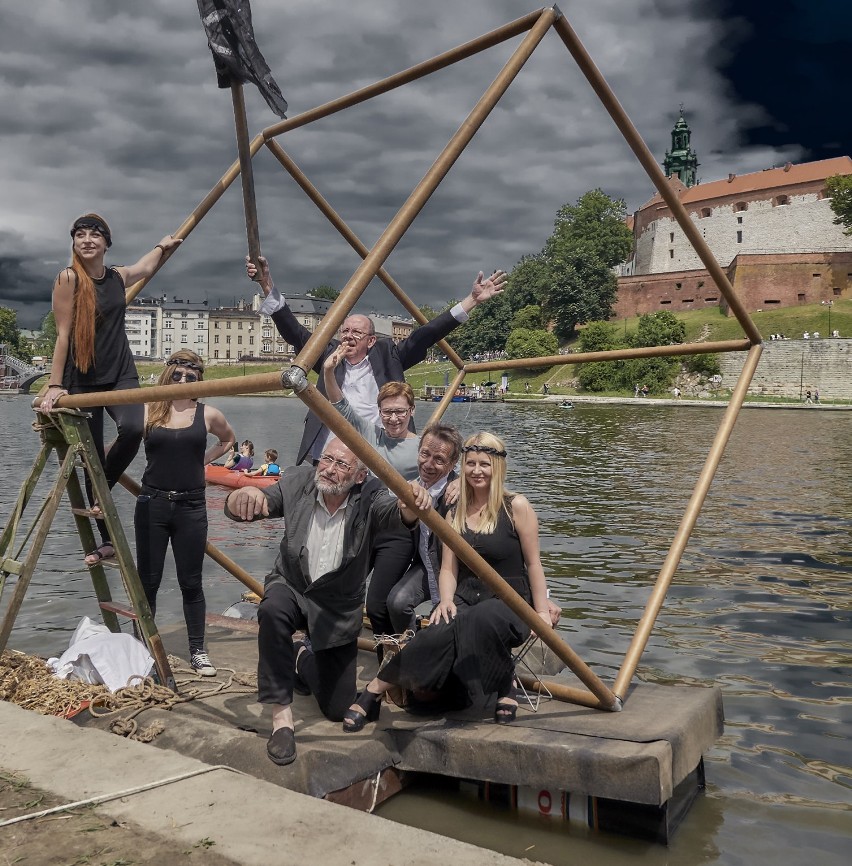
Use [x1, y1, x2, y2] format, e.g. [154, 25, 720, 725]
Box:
[257, 582, 358, 721]
[387, 561, 431, 633]
[366, 525, 415, 638]
[134, 493, 208, 652]
[72, 377, 144, 545]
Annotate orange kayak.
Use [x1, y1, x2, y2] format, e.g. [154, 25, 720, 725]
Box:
[205, 465, 280, 489]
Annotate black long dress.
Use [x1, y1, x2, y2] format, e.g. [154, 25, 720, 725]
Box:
[379, 498, 531, 713]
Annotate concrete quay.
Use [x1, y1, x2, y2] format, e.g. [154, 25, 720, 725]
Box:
[0, 700, 525, 866]
[9, 619, 725, 846]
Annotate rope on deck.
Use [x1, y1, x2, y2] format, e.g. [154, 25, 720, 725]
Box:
[0, 650, 257, 742]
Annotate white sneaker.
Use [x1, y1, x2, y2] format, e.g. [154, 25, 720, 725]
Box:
[190, 650, 217, 677]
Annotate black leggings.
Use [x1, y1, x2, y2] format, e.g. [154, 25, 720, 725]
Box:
[134, 493, 208, 652]
[72, 378, 144, 544]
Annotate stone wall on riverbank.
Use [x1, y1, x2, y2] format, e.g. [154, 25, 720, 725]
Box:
[718, 338, 851, 400]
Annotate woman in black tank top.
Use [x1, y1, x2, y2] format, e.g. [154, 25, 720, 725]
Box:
[343, 431, 555, 731]
[134, 351, 235, 677]
[41, 213, 182, 565]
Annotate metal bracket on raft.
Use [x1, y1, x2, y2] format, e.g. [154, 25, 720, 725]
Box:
[281, 366, 307, 392]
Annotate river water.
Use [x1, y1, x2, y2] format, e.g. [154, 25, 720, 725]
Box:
[1, 395, 850, 864]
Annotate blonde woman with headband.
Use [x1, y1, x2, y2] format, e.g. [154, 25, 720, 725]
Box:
[134, 350, 235, 676]
[41, 213, 181, 565]
[342, 431, 551, 731]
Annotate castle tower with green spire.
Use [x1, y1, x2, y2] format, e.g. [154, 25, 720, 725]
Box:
[663, 108, 699, 187]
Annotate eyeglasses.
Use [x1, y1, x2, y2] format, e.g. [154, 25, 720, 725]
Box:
[319, 454, 355, 472]
[379, 407, 411, 419]
[340, 328, 372, 340]
[171, 371, 199, 383]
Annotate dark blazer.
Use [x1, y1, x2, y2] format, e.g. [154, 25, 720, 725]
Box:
[271, 303, 465, 464]
[225, 466, 407, 650]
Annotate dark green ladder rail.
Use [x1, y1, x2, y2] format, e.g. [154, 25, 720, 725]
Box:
[0, 408, 175, 690]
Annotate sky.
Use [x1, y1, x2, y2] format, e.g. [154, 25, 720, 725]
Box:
[1, 0, 849, 329]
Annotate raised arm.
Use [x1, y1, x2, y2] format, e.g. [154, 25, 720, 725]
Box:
[395, 270, 507, 369]
[117, 235, 182, 287]
[322, 345, 348, 404]
[511, 495, 550, 627]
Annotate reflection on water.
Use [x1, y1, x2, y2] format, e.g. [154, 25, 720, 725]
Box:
[2, 395, 850, 864]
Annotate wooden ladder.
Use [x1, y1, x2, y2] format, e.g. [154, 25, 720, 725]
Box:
[0, 408, 175, 690]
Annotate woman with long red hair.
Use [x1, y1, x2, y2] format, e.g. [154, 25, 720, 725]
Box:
[41, 213, 181, 565]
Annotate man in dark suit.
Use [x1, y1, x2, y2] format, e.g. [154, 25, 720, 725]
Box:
[385, 423, 463, 634]
[246, 256, 506, 464]
[225, 437, 431, 766]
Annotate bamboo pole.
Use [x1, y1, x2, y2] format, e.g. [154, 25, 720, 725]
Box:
[613, 343, 763, 698]
[230, 82, 263, 274]
[464, 339, 752, 374]
[427, 368, 467, 427]
[552, 15, 762, 346]
[117, 476, 264, 598]
[289, 10, 558, 380]
[34, 372, 285, 411]
[261, 10, 547, 141]
[297, 380, 619, 710]
[124, 134, 266, 304]
[354, 636, 609, 710]
[264, 140, 467, 370]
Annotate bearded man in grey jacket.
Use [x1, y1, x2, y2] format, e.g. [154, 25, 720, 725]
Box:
[225, 436, 431, 766]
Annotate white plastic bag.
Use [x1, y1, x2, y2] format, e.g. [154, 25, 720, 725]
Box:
[48, 616, 154, 692]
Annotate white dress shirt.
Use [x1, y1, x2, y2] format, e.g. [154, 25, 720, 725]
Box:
[419, 473, 451, 603]
[306, 491, 350, 582]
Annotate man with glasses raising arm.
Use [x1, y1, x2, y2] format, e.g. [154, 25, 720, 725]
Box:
[246, 255, 506, 465]
[225, 436, 431, 766]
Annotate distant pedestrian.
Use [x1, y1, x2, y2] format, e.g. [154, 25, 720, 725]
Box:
[672, 387, 681, 399]
[524, 382, 530, 394]
[814, 389, 820, 404]
[542, 383, 549, 395]
[641, 384, 649, 398]
[805, 390, 812, 404]
[634, 383, 640, 398]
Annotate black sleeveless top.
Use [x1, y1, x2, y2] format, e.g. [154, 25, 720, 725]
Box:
[65, 267, 137, 388]
[454, 497, 531, 606]
[141, 403, 207, 492]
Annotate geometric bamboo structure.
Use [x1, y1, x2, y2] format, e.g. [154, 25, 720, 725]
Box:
[41, 6, 764, 712]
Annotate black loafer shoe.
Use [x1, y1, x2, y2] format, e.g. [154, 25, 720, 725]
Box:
[267, 727, 297, 765]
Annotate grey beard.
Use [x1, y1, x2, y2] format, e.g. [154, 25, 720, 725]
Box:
[315, 473, 354, 497]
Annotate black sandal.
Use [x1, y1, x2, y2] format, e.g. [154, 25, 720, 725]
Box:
[495, 698, 518, 725]
[342, 689, 382, 733]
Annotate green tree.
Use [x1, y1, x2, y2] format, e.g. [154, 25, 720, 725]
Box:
[446, 292, 512, 359]
[576, 321, 626, 391]
[545, 245, 621, 342]
[510, 304, 545, 331]
[505, 254, 550, 312]
[417, 303, 439, 322]
[826, 174, 852, 235]
[540, 190, 633, 341]
[631, 311, 685, 348]
[308, 284, 339, 301]
[0, 307, 23, 358]
[505, 327, 558, 367]
[36, 311, 57, 357]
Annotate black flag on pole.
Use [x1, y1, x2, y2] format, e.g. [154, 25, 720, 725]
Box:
[197, 0, 288, 118]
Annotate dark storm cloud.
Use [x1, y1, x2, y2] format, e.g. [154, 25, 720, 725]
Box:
[0, 0, 841, 328]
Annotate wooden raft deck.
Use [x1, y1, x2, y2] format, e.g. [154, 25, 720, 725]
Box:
[73, 618, 723, 843]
